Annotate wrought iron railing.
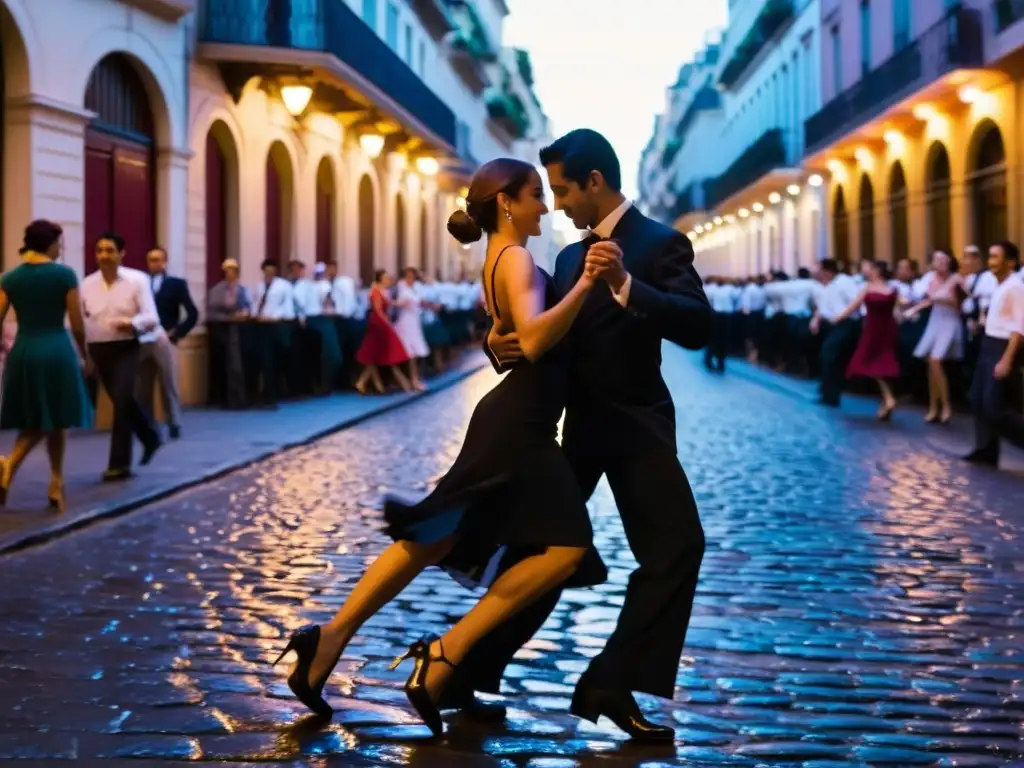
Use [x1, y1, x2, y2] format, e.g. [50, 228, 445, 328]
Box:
[705, 128, 787, 209]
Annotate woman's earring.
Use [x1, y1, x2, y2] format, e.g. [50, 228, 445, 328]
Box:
[504, 208, 512, 222]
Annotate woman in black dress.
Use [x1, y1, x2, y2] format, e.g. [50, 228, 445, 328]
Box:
[276, 159, 610, 734]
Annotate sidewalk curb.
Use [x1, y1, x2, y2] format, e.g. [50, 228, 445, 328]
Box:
[0, 362, 488, 556]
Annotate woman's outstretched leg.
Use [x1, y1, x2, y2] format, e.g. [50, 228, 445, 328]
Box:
[305, 537, 454, 686]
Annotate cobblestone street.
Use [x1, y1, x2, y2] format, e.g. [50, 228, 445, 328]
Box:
[1, 346, 1022, 767]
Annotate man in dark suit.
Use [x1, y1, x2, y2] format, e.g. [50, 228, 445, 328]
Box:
[140, 247, 198, 439]
[447, 129, 711, 740]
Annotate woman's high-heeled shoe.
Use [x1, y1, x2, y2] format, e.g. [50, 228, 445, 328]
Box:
[47, 477, 65, 514]
[877, 403, 895, 422]
[390, 634, 455, 737]
[0, 456, 11, 506]
[273, 625, 334, 718]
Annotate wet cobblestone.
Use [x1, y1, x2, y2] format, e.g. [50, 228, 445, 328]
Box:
[1, 347, 1023, 766]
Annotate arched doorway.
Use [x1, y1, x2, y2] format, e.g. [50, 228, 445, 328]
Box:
[925, 142, 951, 255]
[832, 186, 848, 265]
[265, 141, 294, 268]
[969, 121, 1007, 250]
[395, 193, 406, 273]
[888, 162, 908, 265]
[858, 174, 875, 263]
[315, 157, 335, 263]
[205, 120, 238, 292]
[84, 54, 155, 272]
[420, 200, 430, 274]
[358, 175, 375, 284]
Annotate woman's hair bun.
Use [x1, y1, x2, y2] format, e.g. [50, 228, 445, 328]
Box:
[447, 209, 483, 245]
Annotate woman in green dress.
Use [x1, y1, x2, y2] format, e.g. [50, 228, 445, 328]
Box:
[0, 220, 93, 512]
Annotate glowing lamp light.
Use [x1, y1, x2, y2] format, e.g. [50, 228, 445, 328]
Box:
[360, 133, 385, 158]
[808, 174, 824, 187]
[416, 156, 439, 176]
[768, 192, 782, 204]
[854, 146, 871, 163]
[695, 224, 705, 234]
[724, 214, 736, 223]
[704, 221, 714, 229]
[912, 103, 936, 121]
[455, 195, 467, 210]
[752, 202, 764, 213]
[787, 184, 801, 196]
[713, 216, 723, 225]
[687, 230, 697, 239]
[883, 129, 902, 145]
[738, 208, 750, 218]
[826, 158, 843, 173]
[958, 85, 982, 104]
[280, 84, 313, 117]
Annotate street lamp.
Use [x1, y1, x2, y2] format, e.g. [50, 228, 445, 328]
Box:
[416, 157, 440, 176]
[787, 184, 800, 196]
[280, 84, 313, 117]
[360, 133, 385, 158]
[768, 192, 781, 204]
[752, 202, 764, 213]
[808, 174, 824, 187]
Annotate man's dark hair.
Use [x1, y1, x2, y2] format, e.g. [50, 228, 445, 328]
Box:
[539, 128, 622, 192]
[819, 258, 838, 275]
[148, 246, 167, 257]
[96, 232, 125, 251]
[261, 258, 279, 271]
[797, 267, 811, 279]
[997, 240, 1020, 267]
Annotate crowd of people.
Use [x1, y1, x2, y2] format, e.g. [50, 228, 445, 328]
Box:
[0, 218, 488, 513]
[205, 258, 486, 408]
[703, 242, 1024, 467]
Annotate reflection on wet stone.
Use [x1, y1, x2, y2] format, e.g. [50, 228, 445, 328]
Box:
[0, 351, 1023, 766]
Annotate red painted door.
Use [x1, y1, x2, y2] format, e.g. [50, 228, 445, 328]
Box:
[83, 128, 154, 272]
[266, 157, 282, 267]
[316, 183, 332, 263]
[206, 133, 227, 289]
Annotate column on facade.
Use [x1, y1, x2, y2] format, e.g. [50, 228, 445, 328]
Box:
[156, 147, 192, 276]
[2, 97, 93, 273]
[380, 152, 405, 274]
[404, 171, 423, 268]
[420, 176, 439, 276]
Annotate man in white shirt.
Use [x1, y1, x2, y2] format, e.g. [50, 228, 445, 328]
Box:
[80, 233, 162, 481]
[964, 241, 1024, 468]
[252, 259, 294, 406]
[302, 261, 343, 392]
[739, 277, 767, 362]
[704, 278, 731, 372]
[810, 258, 861, 407]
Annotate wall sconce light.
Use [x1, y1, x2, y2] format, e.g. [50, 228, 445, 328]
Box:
[752, 202, 764, 213]
[416, 157, 440, 176]
[280, 84, 313, 117]
[455, 195, 467, 209]
[853, 146, 871, 162]
[738, 208, 750, 218]
[883, 129, 901, 145]
[704, 221, 714, 229]
[768, 192, 782, 204]
[958, 85, 982, 104]
[787, 184, 801, 196]
[695, 224, 705, 234]
[460, 186, 469, 198]
[912, 103, 936, 121]
[687, 230, 697, 239]
[724, 214, 736, 223]
[360, 133, 385, 158]
[713, 216, 723, 225]
[808, 174, 824, 187]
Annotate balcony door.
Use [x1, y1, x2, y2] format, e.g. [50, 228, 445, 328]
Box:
[316, 157, 335, 264]
[395, 193, 406, 272]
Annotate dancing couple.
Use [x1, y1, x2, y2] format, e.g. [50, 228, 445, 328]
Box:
[276, 129, 712, 740]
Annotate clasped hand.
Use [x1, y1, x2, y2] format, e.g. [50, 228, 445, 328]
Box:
[583, 240, 627, 290]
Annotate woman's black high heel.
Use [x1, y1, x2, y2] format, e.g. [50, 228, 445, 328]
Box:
[273, 625, 334, 718]
[390, 634, 455, 737]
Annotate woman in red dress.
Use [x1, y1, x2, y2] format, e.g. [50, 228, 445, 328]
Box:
[354, 270, 412, 394]
[834, 260, 901, 420]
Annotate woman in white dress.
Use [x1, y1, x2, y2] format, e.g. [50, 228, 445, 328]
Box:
[905, 250, 965, 424]
[394, 267, 429, 391]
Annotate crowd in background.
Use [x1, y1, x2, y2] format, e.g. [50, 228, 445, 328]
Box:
[703, 243, 1024, 467]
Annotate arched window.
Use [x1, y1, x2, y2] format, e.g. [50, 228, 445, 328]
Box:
[969, 121, 1006, 250]
[832, 186, 849, 265]
[925, 142, 951, 255]
[888, 162, 908, 265]
[315, 158, 335, 263]
[858, 174, 875, 263]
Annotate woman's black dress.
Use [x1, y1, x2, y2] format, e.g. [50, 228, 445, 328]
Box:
[384, 250, 607, 590]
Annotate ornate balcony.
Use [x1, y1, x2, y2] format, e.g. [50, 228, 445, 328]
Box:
[705, 128, 787, 209]
[993, 0, 1024, 33]
[410, 0, 455, 40]
[718, 0, 794, 89]
[200, 0, 457, 150]
[804, 6, 983, 156]
[443, 0, 496, 93]
[485, 89, 530, 139]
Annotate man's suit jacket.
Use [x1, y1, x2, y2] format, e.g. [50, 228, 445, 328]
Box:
[153, 275, 199, 341]
[486, 205, 711, 457]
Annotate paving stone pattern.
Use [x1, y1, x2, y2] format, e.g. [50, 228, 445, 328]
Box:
[0, 347, 1022, 767]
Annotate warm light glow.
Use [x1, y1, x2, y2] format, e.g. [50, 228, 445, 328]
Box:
[724, 214, 736, 223]
[695, 224, 704, 233]
[768, 192, 781, 204]
[455, 196, 467, 209]
[392, 152, 408, 170]
[808, 174, 824, 187]
[713, 216, 723, 225]
[360, 133, 385, 158]
[459, 186, 469, 198]
[752, 202, 764, 213]
[416, 156, 439, 176]
[738, 208, 750, 218]
[787, 184, 800, 196]
[704, 221, 714, 229]
[280, 84, 313, 117]
[826, 158, 843, 173]
[883, 129, 902, 145]
[854, 146, 871, 162]
[912, 103, 936, 121]
[686, 230, 696, 239]
[958, 85, 982, 104]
